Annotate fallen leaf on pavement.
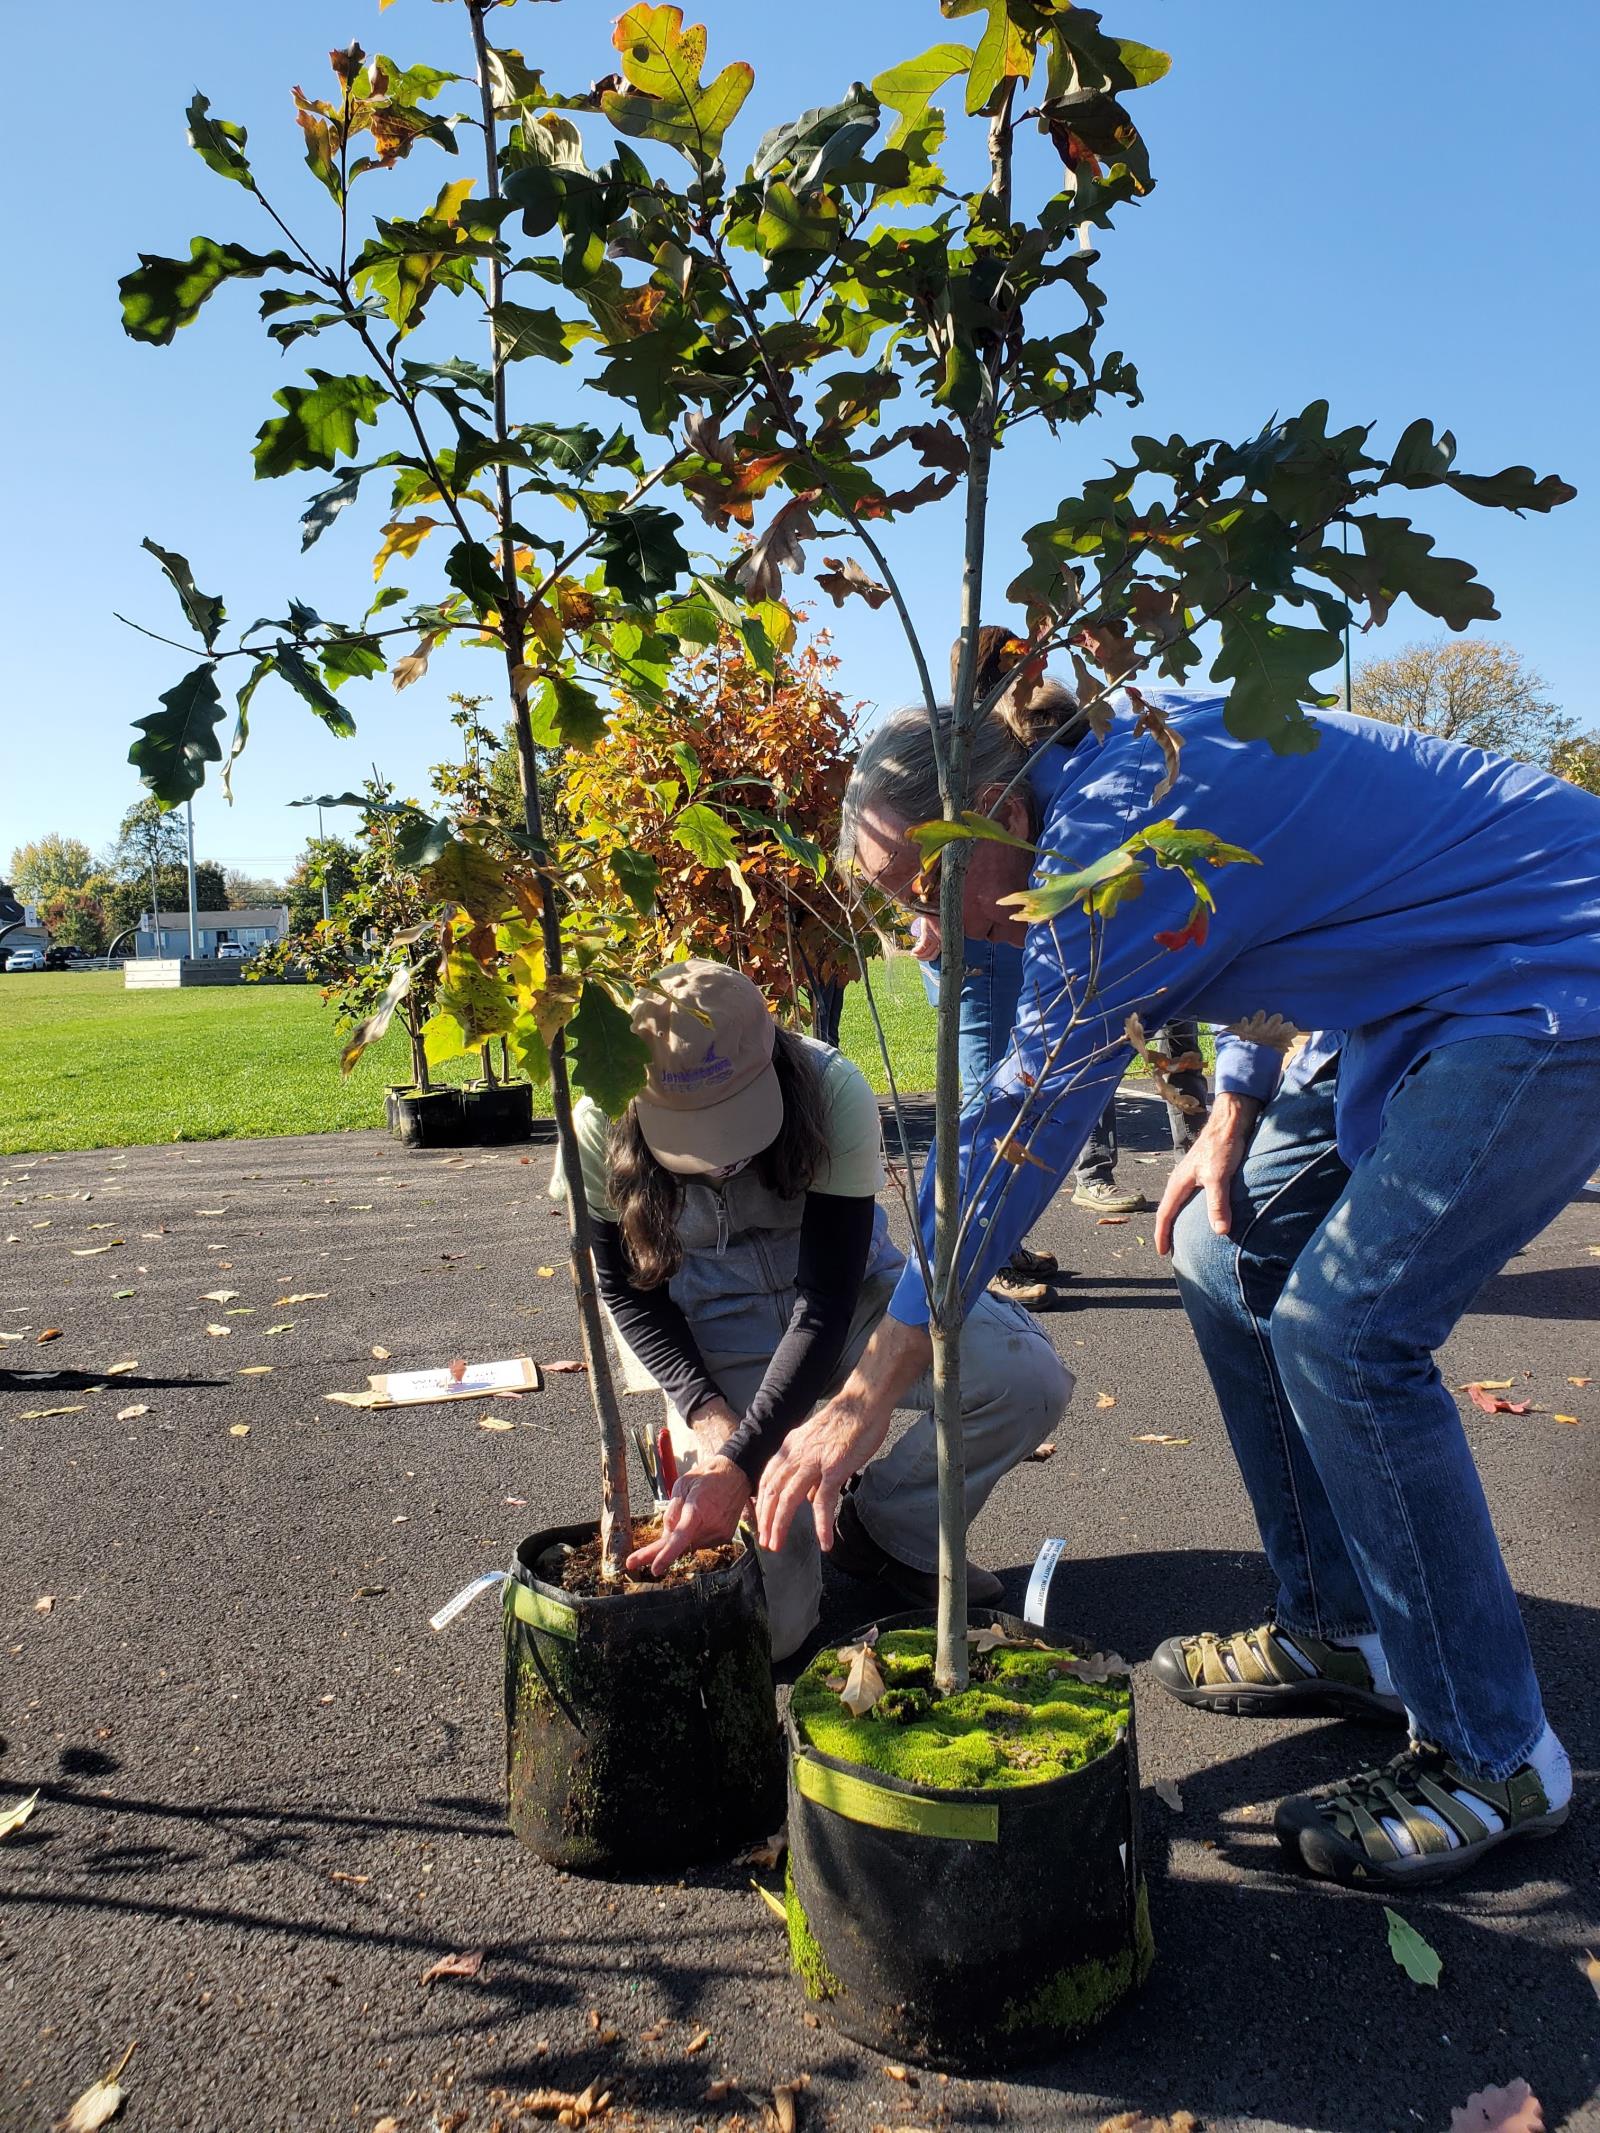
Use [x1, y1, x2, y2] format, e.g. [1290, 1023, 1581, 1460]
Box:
[37, 1328, 62, 1343]
[773, 2076, 806, 2133]
[330, 1870, 370, 1885]
[276, 1293, 327, 1305]
[238, 1365, 272, 1376]
[753, 1881, 787, 1919]
[1552, 1414, 1581, 1425]
[519, 2087, 610, 2123]
[105, 1360, 138, 1377]
[420, 1949, 484, 1985]
[1567, 1376, 1592, 1387]
[205, 1324, 231, 1338]
[1580, 1949, 1600, 2001]
[1097, 1215, 1130, 1226]
[735, 1823, 788, 1869]
[1097, 2116, 1199, 2133]
[1096, 1392, 1117, 1409]
[263, 1323, 295, 1336]
[0, 1791, 40, 1840]
[1132, 1433, 1190, 1445]
[1465, 1385, 1533, 1415]
[54, 2041, 136, 2131]
[195, 1208, 229, 1217]
[705, 2078, 737, 2103]
[20, 1407, 85, 1419]
[537, 1267, 555, 1278]
[113, 1290, 134, 1300]
[479, 1417, 515, 1432]
[71, 1243, 123, 1257]
[117, 1406, 150, 1421]
[1458, 1378, 1513, 1390]
[1151, 1778, 1184, 1812]
[1447, 2081, 1544, 2133]
[544, 1359, 586, 1374]
[371, 1346, 390, 1361]
[684, 2028, 711, 2054]
[373, 2120, 400, 2133]
[229, 1424, 250, 1437]
[202, 1290, 240, 1303]
[1026, 1439, 1056, 1461]
[1385, 1906, 1442, 1987]
[34, 1595, 54, 1615]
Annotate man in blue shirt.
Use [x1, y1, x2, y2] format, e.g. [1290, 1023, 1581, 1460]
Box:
[756, 684, 1600, 1889]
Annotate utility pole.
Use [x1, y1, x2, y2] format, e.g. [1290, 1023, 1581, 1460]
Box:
[184, 799, 200, 960]
[148, 842, 161, 960]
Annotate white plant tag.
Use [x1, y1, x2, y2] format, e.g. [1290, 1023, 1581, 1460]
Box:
[429, 1570, 508, 1632]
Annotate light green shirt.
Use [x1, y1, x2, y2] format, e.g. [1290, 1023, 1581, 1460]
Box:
[569, 1040, 884, 1222]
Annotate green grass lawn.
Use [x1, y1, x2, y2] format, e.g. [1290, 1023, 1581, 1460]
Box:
[0, 961, 943, 1156]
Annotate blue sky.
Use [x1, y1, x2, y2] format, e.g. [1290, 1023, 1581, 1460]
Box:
[3, 0, 1595, 883]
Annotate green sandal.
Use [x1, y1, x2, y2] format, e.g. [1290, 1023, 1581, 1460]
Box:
[1275, 1741, 1569, 1886]
[1151, 1622, 1406, 1721]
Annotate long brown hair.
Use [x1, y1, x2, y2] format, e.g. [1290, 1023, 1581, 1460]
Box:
[607, 1025, 829, 1289]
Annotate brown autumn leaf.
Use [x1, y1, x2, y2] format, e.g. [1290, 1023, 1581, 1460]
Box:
[1096, 1392, 1117, 1409]
[1026, 1440, 1056, 1461]
[1057, 1651, 1127, 1684]
[34, 1595, 54, 1615]
[1132, 1432, 1190, 1446]
[276, 1292, 328, 1305]
[1567, 1375, 1592, 1387]
[735, 1822, 788, 1870]
[1097, 1215, 1130, 1227]
[1447, 2080, 1544, 2133]
[55, 2043, 137, 2132]
[735, 493, 821, 603]
[519, 2085, 611, 2122]
[772, 2076, 807, 2133]
[997, 1133, 1052, 1171]
[1459, 1378, 1513, 1391]
[968, 1624, 1033, 1655]
[1097, 2116, 1199, 2133]
[816, 554, 891, 610]
[838, 1631, 887, 1718]
[544, 1359, 586, 1374]
[37, 1328, 62, 1343]
[705, 2077, 738, 2103]
[420, 1949, 484, 1985]
[371, 1345, 391, 1361]
[1581, 1948, 1600, 2001]
[19, 1406, 86, 1419]
[329, 1870, 370, 1886]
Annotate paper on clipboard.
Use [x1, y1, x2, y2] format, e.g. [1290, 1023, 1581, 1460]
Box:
[328, 1356, 542, 1411]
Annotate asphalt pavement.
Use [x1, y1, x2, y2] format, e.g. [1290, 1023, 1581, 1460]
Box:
[2, 1101, 1597, 2133]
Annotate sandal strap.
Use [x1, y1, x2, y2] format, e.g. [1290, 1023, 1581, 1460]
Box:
[1184, 1623, 1338, 1690]
[1317, 1745, 1542, 1864]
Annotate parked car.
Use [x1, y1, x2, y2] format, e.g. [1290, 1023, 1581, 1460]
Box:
[216, 942, 248, 960]
[5, 947, 46, 972]
[44, 945, 87, 971]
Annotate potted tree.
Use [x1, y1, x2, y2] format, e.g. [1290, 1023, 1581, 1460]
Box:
[121, 0, 1570, 1980]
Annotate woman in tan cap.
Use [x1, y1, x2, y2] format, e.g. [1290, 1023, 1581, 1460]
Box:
[572, 959, 1071, 1659]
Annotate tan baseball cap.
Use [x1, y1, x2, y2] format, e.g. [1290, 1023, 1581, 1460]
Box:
[630, 960, 783, 1177]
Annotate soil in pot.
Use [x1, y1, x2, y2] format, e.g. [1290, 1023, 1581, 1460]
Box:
[459, 1079, 534, 1144]
[389, 1086, 466, 1148]
[505, 1518, 784, 1875]
[785, 1614, 1151, 2070]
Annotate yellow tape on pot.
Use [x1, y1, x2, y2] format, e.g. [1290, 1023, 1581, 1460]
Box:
[509, 1582, 578, 1640]
[794, 1755, 999, 1842]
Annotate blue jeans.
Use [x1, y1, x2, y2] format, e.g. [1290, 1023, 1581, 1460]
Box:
[919, 937, 1024, 1092]
[1171, 1035, 1600, 1781]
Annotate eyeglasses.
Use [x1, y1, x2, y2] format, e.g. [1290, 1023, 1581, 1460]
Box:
[854, 852, 943, 922]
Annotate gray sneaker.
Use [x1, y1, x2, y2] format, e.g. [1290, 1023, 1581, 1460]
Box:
[1072, 1178, 1146, 1214]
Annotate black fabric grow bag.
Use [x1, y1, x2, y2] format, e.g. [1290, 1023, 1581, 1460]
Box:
[460, 1082, 534, 1144]
[505, 1520, 784, 1875]
[387, 1087, 466, 1147]
[785, 1608, 1150, 2069]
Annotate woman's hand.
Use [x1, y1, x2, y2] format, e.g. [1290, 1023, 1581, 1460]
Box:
[626, 1456, 751, 1579]
[1154, 1093, 1262, 1256]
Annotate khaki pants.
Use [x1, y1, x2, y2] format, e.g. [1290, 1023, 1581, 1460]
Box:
[608, 1290, 1072, 1660]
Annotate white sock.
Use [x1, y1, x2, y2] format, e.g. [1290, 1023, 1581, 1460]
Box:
[1328, 1630, 1395, 1698]
[1527, 1722, 1573, 1811]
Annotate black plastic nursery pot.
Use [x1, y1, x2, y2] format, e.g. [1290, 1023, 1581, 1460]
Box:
[386, 1086, 467, 1147]
[459, 1079, 535, 1144]
[504, 1520, 785, 1875]
[784, 1609, 1150, 2071]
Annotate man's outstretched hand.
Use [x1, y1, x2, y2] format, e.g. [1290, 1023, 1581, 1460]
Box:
[626, 1456, 751, 1579]
[1154, 1092, 1262, 1256]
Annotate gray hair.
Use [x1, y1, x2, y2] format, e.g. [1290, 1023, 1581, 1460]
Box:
[836, 703, 1033, 876]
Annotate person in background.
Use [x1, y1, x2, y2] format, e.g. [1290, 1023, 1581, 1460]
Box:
[759, 673, 1600, 1890]
[1071, 1022, 1209, 1214]
[580, 958, 1070, 1658]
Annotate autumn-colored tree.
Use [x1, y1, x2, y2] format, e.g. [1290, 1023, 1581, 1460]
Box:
[555, 626, 857, 1036]
[9, 836, 96, 899]
[1550, 731, 1600, 796]
[1352, 638, 1574, 766]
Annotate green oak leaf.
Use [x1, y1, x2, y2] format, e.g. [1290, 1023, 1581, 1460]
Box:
[221, 654, 274, 804]
[609, 847, 661, 915]
[422, 838, 508, 923]
[755, 181, 840, 258]
[942, 0, 1035, 113]
[591, 506, 690, 608]
[908, 810, 1038, 864]
[274, 645, 358, 738]
[531, 675, 608, 752]
[671, 802, 739, 869]
[566, 979, 651, 1117]
[318, 636, 386, 689]
[491, 301, 576, 364]
[870, 44, 971, 149]
[141, 539, 225, 649]
[1210, 598, 1337, 754]
[186, 93, 255, 189]
[129, 664, 224, 808]
[1384, 1909, 1442, 1989]
[119, 238, 295, 346]
[444, 538, 504, 614]
[253, 372, 387, 479]
[999, 845, 1144, 924]
[424, 955, 516, 1065]
[1350, 516, 1497, 631]
[1445, 465, 1577, 514]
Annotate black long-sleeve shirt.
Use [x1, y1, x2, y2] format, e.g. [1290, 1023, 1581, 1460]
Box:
[590, 1191, 877, 1485]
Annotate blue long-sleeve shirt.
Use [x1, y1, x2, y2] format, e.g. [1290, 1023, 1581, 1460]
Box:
[890, 692, 1600, 1326]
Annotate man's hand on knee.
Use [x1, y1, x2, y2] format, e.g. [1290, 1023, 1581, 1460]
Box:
[1155, 1094, 1261, 1256]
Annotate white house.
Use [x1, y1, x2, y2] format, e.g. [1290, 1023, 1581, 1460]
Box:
[134, 906, 290, 958]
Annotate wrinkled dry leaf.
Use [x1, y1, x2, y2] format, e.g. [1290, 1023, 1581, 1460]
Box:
[1222, 1011, 1300, 1054]
[229, 1424, 250, 1437]
[1097, 2115, 1199, 2133]
[330, 1870, 370, 1885]
[55, 2043, 136, 2132]
[1096, 1392, 1117, 1409]
[1097, 1214, 1130, 1227]
[1057, 1651, 1126, 1684]
[104, 1359, 138, 1377]
[263, 1323, 295, 1336]
[238, 1365, 272, 1376]
[326, 1390, 382, 1408]
[684, 2028, 711, 2055]
[1447, 2080, 1543, 2133]
[705, 2077, 738, 2103]
[71, 1243, 123, 1257]
[1385, 1906, 1442, 1987]
[195, 1208, 228, 1217]
[34, 1595, 54, 1615]
[753, 1880, 787, 1920]
[202, 1290, 240, 1303]
[967, 1625, 1017, 1655]
[839, 1642, 887, 1718]
[420, 1949, 484, 1985]
[20, 1406, 85, 1419]
[519, 2087, 610, 2124]
[1581, 1949, 1600, 2001]
[1465, 1384, 1532, 1415]
[735, 1823, 788, 1870]
[371, 1346, 391, 1361]
[277, 1293, 328, 1306]
[816, 554, 891, 610]
[37, 1328, 62, 1342]
[1151, 1778, 1184, 1812]
[0, 1790, 40, 1839]
[1552, 1414, 1581, 1425]
[1568, 1376, 1593, 1387]
[772, 2076, 806, 2133]
[205, 1324, 231, 1338]
[1132, 1433, 1190, 1445]
[1459, 1378, 1512, 1391]
[479, 1417, 515, 1432]
[117, 1406, 150, 1421]
[1026, 1440, 1056, 1461]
